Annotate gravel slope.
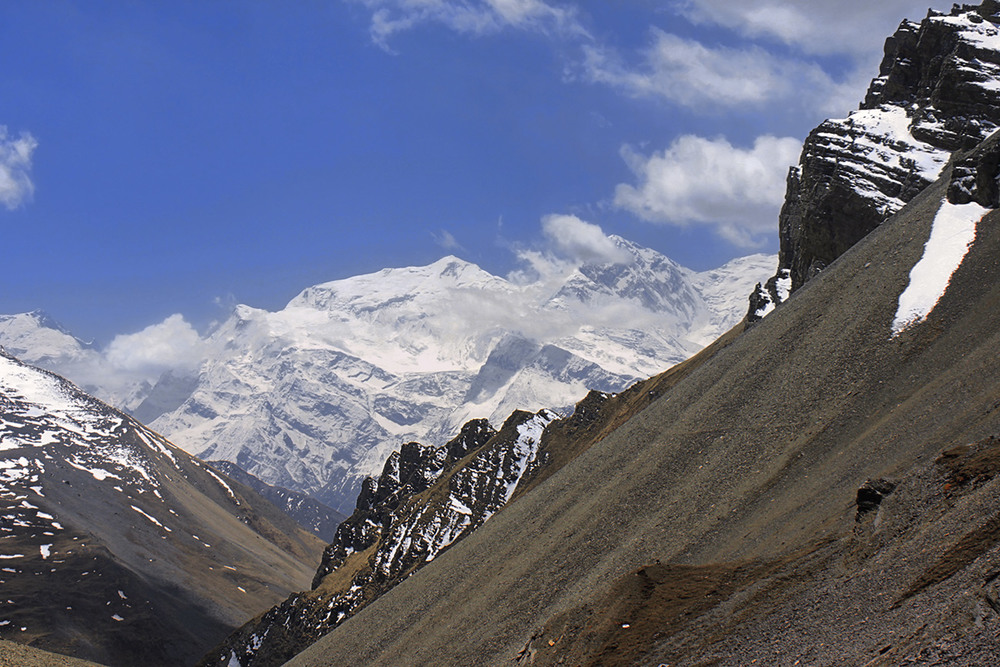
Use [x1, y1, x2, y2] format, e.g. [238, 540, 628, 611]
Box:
[286, 156, 1000, 665]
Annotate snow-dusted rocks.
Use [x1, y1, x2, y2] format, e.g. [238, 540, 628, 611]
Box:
[148, 240, 773, 512]
[750, 1, 1000, 323]
[202, 408, 558, 667]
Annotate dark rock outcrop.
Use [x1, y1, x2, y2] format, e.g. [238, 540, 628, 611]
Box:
[313, 417, 496, 584]
[856, 478, 897, 518]
[749, 1, 1000, 322]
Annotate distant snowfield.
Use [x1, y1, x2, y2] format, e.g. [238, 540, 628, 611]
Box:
[892, 200, 990, 336]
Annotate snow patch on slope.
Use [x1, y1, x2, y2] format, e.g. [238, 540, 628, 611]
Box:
[892, 200, 989, 336]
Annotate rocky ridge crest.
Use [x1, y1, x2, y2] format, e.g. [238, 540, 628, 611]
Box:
[750, 0, 1000, 321]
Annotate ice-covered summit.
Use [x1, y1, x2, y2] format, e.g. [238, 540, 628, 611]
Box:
[145, 240, 773, 511]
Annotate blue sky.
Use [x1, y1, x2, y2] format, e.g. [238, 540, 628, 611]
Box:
[1, 0, 950, 350]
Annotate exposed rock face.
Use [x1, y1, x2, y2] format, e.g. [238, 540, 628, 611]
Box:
[750, 0, 1000, 322]
[855, 478, 897, 518]
[200, 410, 557, 667]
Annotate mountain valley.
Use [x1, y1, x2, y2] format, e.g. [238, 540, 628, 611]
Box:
[5, 2, 1000, 666]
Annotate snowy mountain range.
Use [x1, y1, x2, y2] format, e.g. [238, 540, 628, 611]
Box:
[2, 238, 774, 512]
[147, 239, 773, 511]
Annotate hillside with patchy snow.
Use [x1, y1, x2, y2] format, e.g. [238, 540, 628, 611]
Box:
[0, 350, 323, 665]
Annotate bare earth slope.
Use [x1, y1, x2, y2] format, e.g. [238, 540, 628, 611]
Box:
[287, 141, 1000, 665]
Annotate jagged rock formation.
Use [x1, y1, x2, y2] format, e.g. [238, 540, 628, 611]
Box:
[207, 461, 346, 541]
[750, 0, 1000, 321]
[0, 350, 324, 666]
[200, 410, 556, 667]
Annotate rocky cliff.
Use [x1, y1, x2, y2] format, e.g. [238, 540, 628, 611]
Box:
[750, 0, 1000, 321]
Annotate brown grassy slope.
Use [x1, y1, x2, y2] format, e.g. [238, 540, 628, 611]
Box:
[286, 159, 1000, 666]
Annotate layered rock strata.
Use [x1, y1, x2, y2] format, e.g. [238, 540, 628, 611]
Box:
[750, 0, 1000, 321]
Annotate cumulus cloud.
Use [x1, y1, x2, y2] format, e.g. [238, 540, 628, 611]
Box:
[0, 126, 38, 210]
[614, 134, 801, 247]
[541, 214, 632, 265]
[581, 28, 855, 114]
[678, 0, 944, 59]
[506, 213, 632, 294]
[105, 314, 207, 376]
[352, 0, 587, 49]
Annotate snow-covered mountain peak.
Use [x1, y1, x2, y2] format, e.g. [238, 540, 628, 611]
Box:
[3, 239, 775, 512]
[545, 237, 703, 334]
[0, 311, 93, 362]
[143, 242, 775, 511]
[288, 254, 512, 315]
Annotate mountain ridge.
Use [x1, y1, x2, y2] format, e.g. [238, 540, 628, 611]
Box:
[0, 243, 773, 514]
[145, 241, 772, 512]
[0, 349, 324, 665]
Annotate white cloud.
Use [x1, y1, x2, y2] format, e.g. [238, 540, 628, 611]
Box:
[353, 0, 587, 48]
[614, 134, 801, 247]
[507, 213, 631, 290]
[432, 229, 462, 250]
[541, 214, 632, 265]
[105, 314, 206, 376]
[581, 28, 856, 114]
[677, 0, 947, 59]
[0, 126, 38, 210]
